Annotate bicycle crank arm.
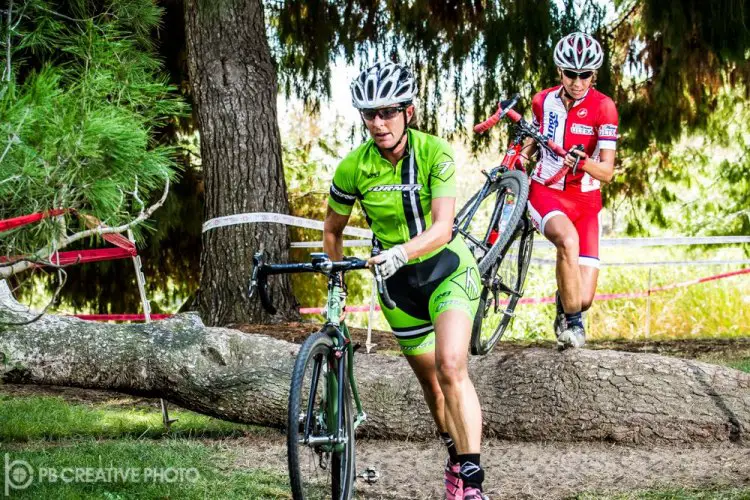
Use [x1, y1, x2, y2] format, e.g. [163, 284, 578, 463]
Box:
[497, 281, 523, 297]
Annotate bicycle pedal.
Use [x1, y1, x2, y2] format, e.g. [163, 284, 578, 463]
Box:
[357, 467, 380, 484]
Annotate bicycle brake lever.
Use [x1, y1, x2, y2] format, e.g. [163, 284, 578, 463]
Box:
[570, 144, 585, 175]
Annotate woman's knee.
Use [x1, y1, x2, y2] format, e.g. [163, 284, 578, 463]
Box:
[581, 296, 594, 311]
[435, 354, 467, 386]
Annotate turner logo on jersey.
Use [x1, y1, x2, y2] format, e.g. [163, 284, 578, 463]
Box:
[571, 124, 594, 135]
[450, 267, 480, 301]
[431, 160, 455, 183]
[368, 184, 423, 193]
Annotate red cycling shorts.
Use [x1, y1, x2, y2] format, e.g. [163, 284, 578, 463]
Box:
[527, 180, 602, 268]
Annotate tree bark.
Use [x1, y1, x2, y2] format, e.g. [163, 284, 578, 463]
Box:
[184, 0, 298, 325]
[1, 297, 748, 445]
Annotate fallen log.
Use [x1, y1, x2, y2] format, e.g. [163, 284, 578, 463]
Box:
[1, 286, 747, 445]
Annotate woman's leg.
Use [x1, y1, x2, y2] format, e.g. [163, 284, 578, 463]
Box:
[403, 349, 452, 434]
[433, 309, 481, 454]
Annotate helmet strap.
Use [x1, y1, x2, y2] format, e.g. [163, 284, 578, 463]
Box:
[384, 109, 409, 154]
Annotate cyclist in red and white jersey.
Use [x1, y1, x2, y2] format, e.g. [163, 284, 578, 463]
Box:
[525, 32, 619, 349]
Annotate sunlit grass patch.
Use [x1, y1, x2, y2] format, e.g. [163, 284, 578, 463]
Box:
[0, 395, 249, 443]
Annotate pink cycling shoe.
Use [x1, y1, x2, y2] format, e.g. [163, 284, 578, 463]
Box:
[462, 486, 489, 500]
[444, 460, 463, 500]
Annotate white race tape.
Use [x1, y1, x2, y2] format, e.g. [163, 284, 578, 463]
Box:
[291, 239, 372, 248]
[533, 236, 750, 249]
[203, 212, 750, 250]
[531, 258, 750, 268]
[202, 212, 372, 239]
[599, 236, 750, 247]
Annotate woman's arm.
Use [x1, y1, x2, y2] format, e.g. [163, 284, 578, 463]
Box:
[323, 206, 350, 261]
[565, 148, 616, 183]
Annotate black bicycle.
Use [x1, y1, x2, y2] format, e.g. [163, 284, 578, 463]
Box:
[456, 94, 582, 355]
[250, 251, 393, 500]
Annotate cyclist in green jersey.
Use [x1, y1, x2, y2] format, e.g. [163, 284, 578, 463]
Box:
[323, 61, 488, 500]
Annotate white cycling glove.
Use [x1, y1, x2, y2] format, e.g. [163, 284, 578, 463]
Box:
[372, 245, 408, 280]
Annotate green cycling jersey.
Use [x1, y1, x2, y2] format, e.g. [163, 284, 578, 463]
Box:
[328, 129, 480, 356]
[328, 129, 457, 263]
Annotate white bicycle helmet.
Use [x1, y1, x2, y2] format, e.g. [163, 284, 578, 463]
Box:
[553, 32, 604, 71]
[350, 61, 416, 109]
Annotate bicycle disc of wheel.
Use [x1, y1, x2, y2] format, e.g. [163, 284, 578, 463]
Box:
[288, 330, 355, 499]
[471, 218, 534, 355]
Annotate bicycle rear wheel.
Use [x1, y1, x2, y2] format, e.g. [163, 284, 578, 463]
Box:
[288, 329, 355, 499]
[470, 217, 534, 355]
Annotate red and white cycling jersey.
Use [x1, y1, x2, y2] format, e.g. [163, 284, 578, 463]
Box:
[530, 85, 618, 192]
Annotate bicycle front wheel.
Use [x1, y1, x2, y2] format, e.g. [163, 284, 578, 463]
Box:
[476, 169, 529, 276]
[288, 329, 355, 500]
[471, 217, 534, 355]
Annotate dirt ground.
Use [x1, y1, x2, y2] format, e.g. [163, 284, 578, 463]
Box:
[3, 329, 749, 499]
[3, 383, 748, 498]
[232, 432, 750, 499]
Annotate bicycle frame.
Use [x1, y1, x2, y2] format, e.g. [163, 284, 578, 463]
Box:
[455, 128, 527, 248]
[249, 251, 379, 450]
[320, 276, 367, 448]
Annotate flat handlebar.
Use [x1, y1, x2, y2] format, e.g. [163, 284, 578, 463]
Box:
[249, 251, 396, 315]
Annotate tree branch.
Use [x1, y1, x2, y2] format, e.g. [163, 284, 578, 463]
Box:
[3, 0, 12, 83]
[0, 268, 67, 326]
[0, 175, 170, 279]
[60, 175, 169, 248]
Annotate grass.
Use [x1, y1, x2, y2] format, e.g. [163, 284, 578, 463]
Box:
[574, 487, 750, 499]
[0, 393, 291, 498]
[726, 358, 750, 373]
[2, 440, 290, 499]
[0, 395, 249, 443]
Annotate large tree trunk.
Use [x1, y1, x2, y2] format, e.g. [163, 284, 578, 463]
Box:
[184, 0, 298, 325]
[1, 295, 748, 445]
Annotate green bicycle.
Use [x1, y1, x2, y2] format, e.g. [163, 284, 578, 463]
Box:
[250, 251, 393, 500]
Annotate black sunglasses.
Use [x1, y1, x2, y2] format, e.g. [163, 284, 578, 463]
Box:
[563, 69, 594, 80]
[360, 106, 405, 121]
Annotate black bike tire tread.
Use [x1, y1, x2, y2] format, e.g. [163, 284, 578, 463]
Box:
[477, 170, 530, 276]
[471, 219, 534, 355]
[330, 373, 354, 499]
[288, 330, 334, 499]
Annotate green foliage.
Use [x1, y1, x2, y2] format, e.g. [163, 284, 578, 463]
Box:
[613, 0, 750, 151]
[607, 86, 750, 238]
[0, 0, 187, 259]
[269, 0, 608, 139]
